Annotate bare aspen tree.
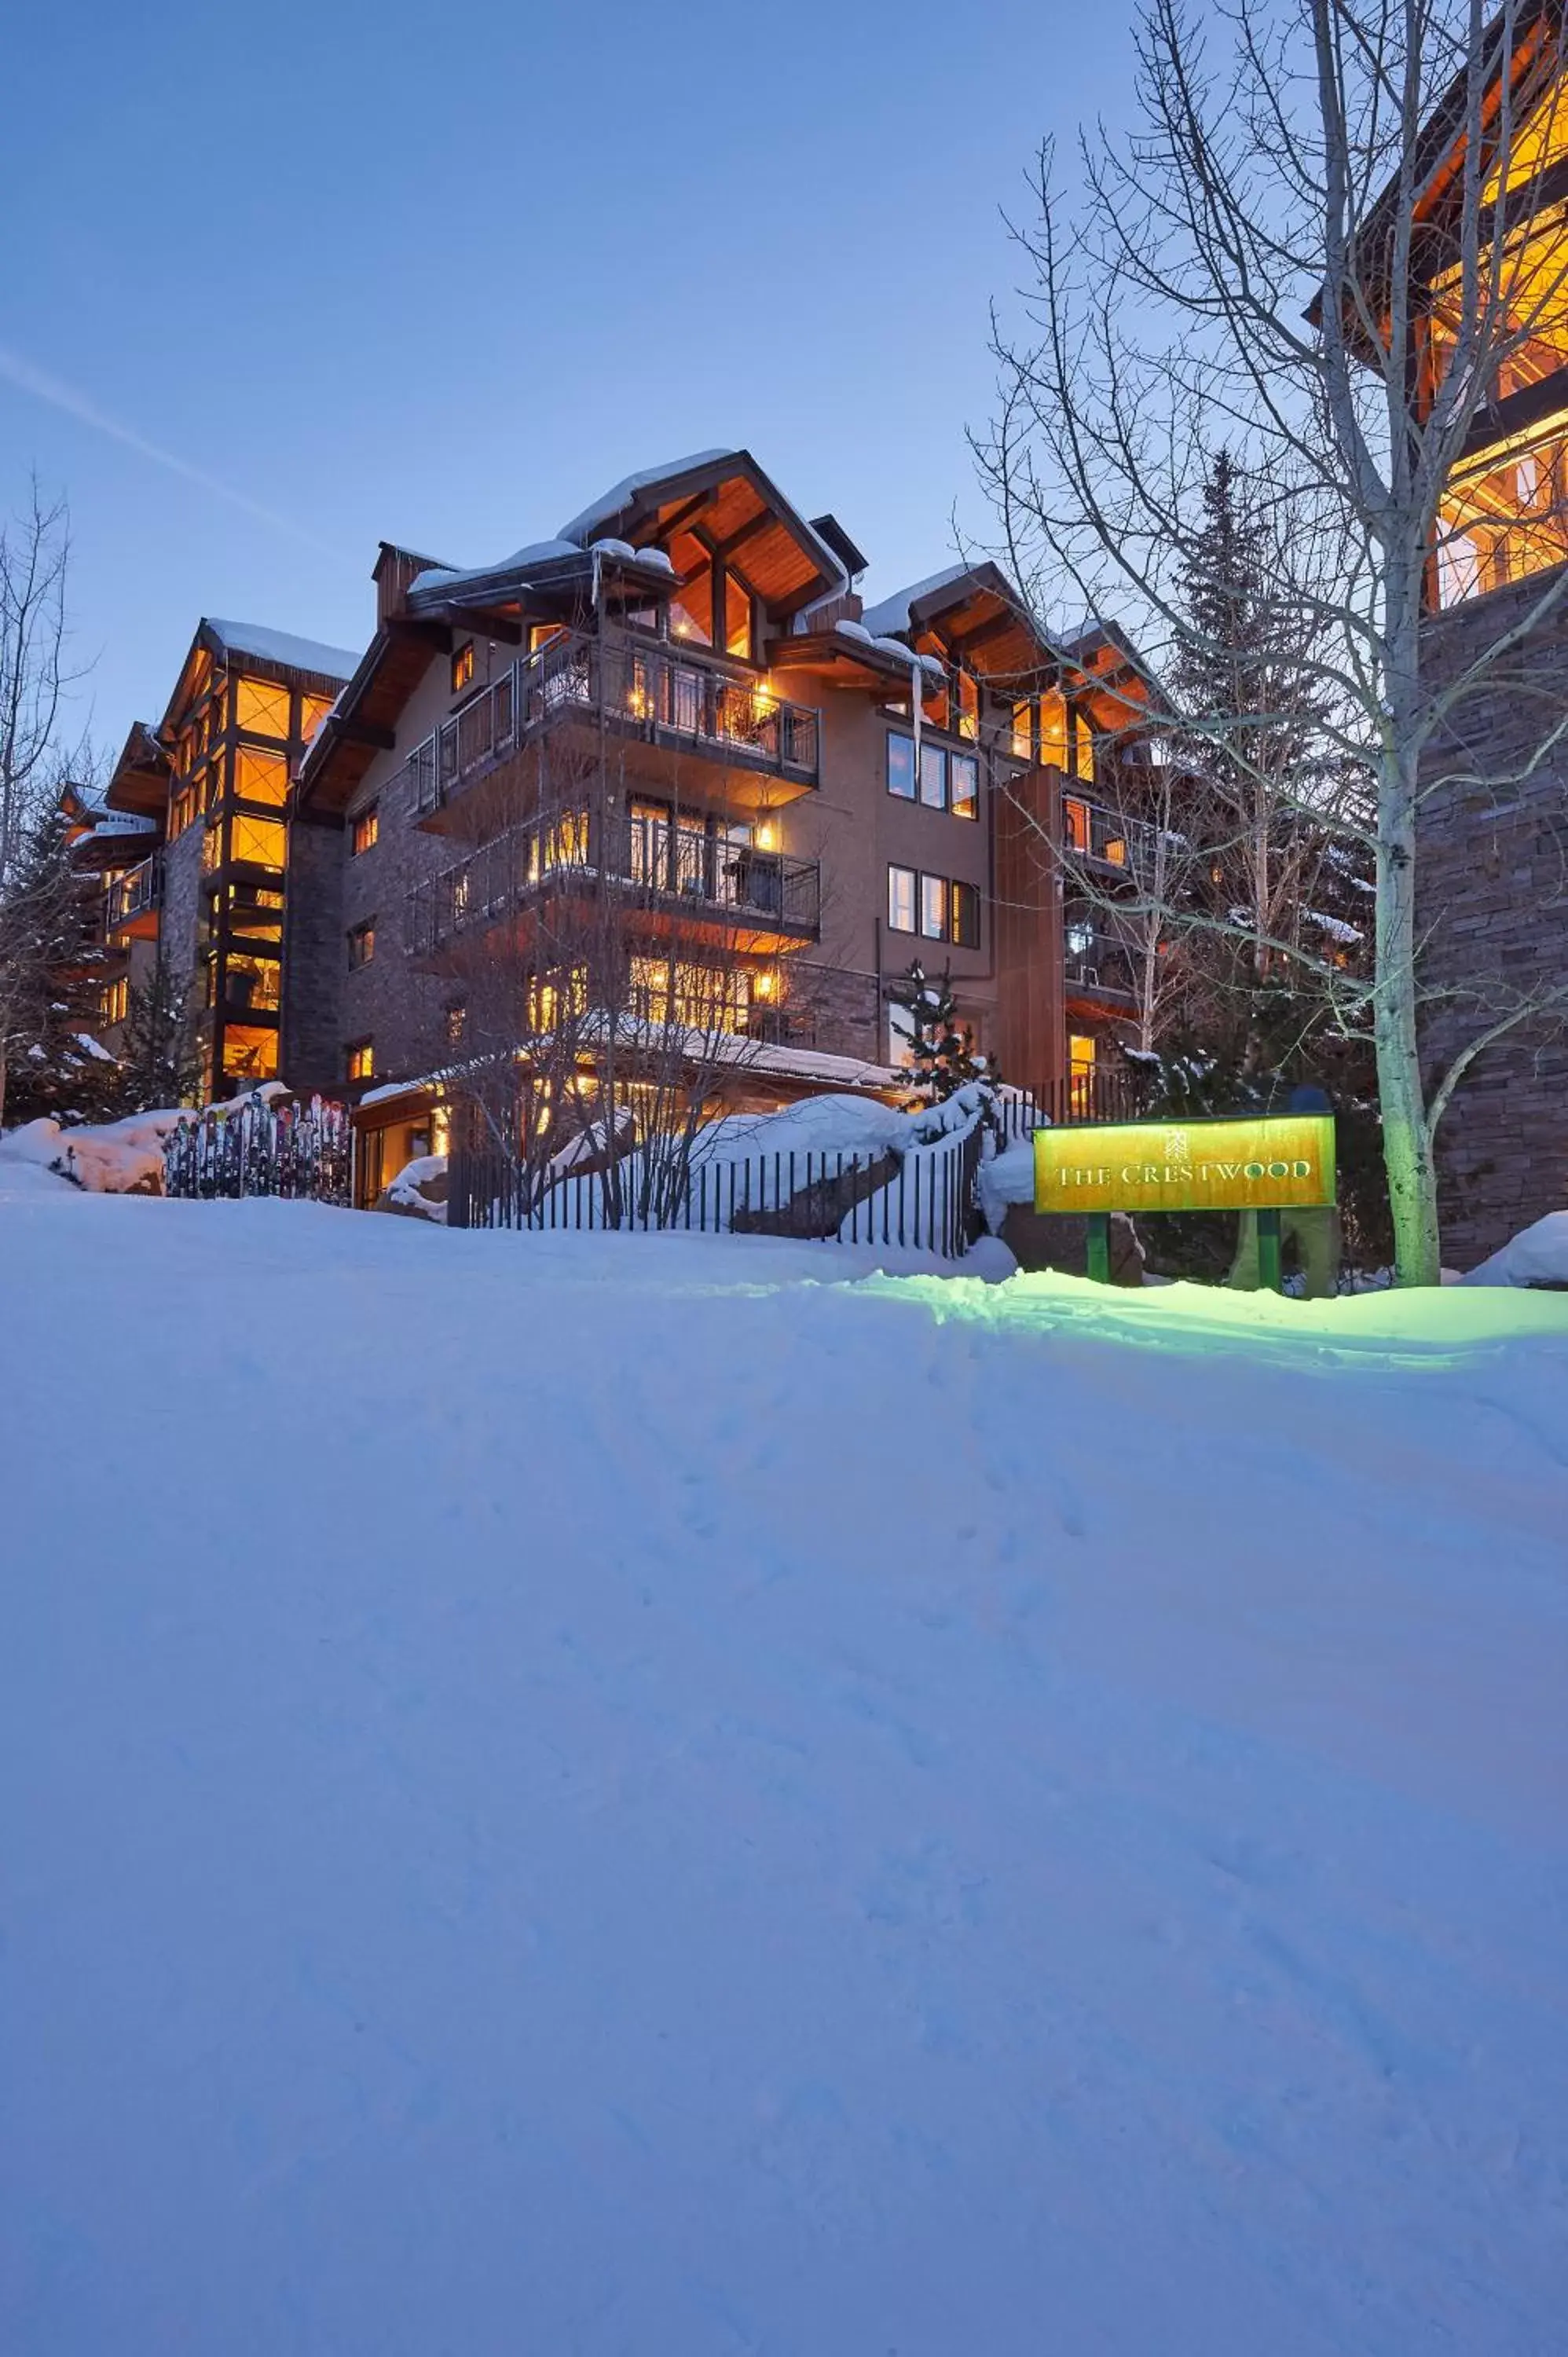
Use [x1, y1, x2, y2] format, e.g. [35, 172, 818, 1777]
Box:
[0, 482, 80, 887]
[980, 0, 1568, 1282]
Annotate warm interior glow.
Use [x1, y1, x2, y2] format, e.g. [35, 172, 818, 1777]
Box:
[235, 676, 291, 739]
[1039, 691, 1069, 772]
[1437, 410, 1568, 601]
[753, 819, 779, 851]
[1482, 73, 1568, 203]
[629, 954, 750, 1032]
[301, 693, 335, 742]
[234, 747, 289, 806]
[347, 1040, 374, 1081]
[222, 1025, 280, 1083]
[230, 814, 287, 870]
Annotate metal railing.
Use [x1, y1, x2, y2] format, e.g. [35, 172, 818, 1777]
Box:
[992, 1069, 1150, 1138]
[103, 853, 163, 932]
[1061, 797, 1161, 873]
[405, 814, 820, 959]
[400, 628, 821, 817]
[450, 1105, 987, 1261]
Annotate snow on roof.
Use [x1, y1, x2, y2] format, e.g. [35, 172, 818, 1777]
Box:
[207, 620, 361, 681]
[557, 450, 736, 546]
[89, 811, 157, 839]
[859, 563, 976, 641]
[408, 541, 585, 597]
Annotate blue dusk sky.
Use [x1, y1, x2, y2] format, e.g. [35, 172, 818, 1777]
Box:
[5, 0, 1134, 745]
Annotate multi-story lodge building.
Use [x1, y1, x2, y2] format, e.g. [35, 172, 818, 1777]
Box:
[87, 621, 358, 1093]
[285, 449, 1148, 1188]
[74, 450, 1153, 1194]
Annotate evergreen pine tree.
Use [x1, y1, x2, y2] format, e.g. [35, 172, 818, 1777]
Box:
[0, 798, 119, 1127]
[115, 946, 200, 1113]
[888, 962, 992, 1102]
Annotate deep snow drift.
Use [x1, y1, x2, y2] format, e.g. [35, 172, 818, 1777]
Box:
[2, 1191, 1566, 2357]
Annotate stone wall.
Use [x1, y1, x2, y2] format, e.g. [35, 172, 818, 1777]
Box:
[280, 816, 347, 1095]
[1417, 570, 1568, 1266]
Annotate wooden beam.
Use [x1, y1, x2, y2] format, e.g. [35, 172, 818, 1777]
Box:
[634, 488, 716, 550]
[388, 615, 453, 653]
[335, 717, 397, 751]
[440, 607, 524, 645]
[710, 509, 775, 564]
[951, 607, 1028, 658]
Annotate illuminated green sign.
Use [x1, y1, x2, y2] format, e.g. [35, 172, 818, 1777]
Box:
[1034, 1113, 1337, 1217]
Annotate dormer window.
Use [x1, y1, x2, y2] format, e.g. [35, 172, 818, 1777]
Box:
[451, 642, 475, 695]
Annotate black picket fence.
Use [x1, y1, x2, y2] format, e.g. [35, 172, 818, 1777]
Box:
[451, 1113, 988, 1260]
[992, 1067, 1149, 1143]
[163, 1092, 353, 1204]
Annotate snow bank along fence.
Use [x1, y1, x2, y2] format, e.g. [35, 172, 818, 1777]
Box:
[162, 1094, 353, 1204]
[450, 1105, 989, 1260]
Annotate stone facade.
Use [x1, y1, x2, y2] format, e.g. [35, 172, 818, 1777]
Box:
[1417, 570, 1568, 1265]
[279, 816, 348, 1091]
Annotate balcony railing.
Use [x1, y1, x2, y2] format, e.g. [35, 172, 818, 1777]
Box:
[1061, 797, 1162, 874]
[400, 628, 821, 817]
[1064, 921, 1139, 1003]
[103, 853, 164, 933]
[405, 812, 821, 960]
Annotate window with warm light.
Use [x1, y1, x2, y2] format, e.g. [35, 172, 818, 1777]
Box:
[1039, 691, 1070, 772]
[347, 1039, 374, 1082]
[351, 804, 379, 856]
[920, 873, 948, 939]
[235, 676, 291, 739]
[950, 879, 980, 948]
[234, 746, 289, 806]
[445, 1003, 466, 1046]
[888, 863, 916, 932]
[347, 919, 376, 969]
[230, 814, 286, 870]
[950, 753, 979, 820]
[1068, 1032, 1097, 1113]
[301, 692, 335, 743]
[668, 533, 714, 644]
[724, 573, 753, 659]
[224, 953, 281, 1012]
[452, 642, 475, 694]
[222, 1025, 280, 1083]
[101, 977, 129, 1026]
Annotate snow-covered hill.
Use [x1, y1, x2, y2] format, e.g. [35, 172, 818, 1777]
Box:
[2, 1193, 1565, 2356]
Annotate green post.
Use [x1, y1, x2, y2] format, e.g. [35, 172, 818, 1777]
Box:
[1086, 1211, 1112, 1285]
[1256, 1207, 1283, 1294]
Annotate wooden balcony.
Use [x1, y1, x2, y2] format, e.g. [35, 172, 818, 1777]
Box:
[405, 812, 821, 967]
[103, 853, 164, 940]
[399, 628, 821, 834]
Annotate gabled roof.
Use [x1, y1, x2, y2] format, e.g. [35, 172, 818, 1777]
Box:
[555, 448, 848, 614]
[558, 450, 735, 544]
[859, 564, 976, 640]
[301, 452, 854, 816]
[203, 618, 361, 681]
[863, 559, 1152, 723]
[104, 719, 171, 821]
